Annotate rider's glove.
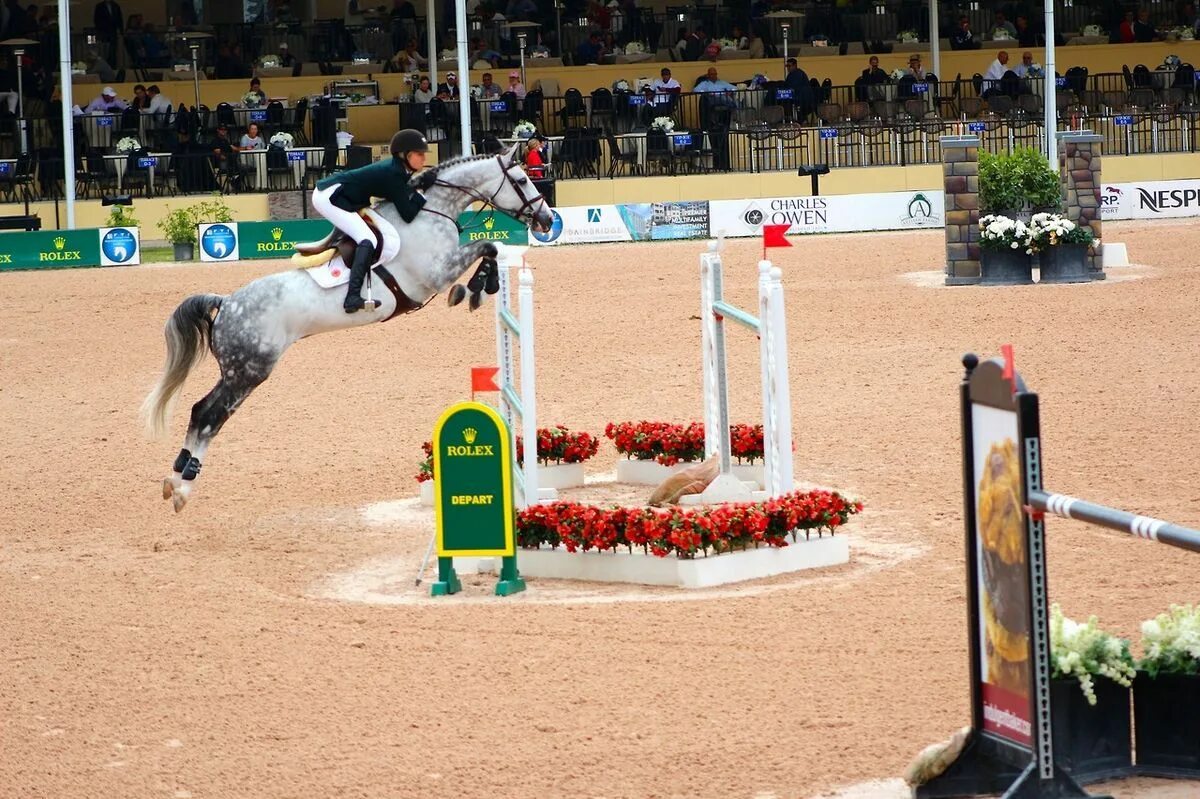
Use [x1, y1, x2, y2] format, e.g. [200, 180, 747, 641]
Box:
[412, 169, 438, 190]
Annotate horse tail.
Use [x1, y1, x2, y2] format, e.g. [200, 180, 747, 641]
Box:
[141, 293, 225, 438]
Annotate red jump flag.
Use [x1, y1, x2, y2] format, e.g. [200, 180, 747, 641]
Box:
[470, 366, 500, 400]
[1000, 344, 1016, 394]
[763, 224, 792, 249]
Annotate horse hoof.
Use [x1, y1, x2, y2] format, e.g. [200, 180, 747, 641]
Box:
[173, 492, 188, 513]
[447, 284, 466, 306]
[468, 291, 482, 312]
[162, 478, 174, 500]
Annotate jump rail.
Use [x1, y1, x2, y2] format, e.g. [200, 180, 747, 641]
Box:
[699, 246, 794, 501]
[1028, 491, 1200, 554]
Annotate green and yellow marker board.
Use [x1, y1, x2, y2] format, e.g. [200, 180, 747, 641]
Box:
[430, 401, 525, 597]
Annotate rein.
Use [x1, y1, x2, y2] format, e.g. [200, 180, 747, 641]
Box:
[419, 154, 547, 233]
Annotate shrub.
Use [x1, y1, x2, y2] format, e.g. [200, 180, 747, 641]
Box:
[156, 195, 235, 245]
[979, 146, 1062, 213]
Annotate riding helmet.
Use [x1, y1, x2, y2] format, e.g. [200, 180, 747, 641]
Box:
[390, 129, 429, 157]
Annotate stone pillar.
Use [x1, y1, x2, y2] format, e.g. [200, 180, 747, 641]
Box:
[941, 135, 981, 286]
[1059, 131, 1105, 279]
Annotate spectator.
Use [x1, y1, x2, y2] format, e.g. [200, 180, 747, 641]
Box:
[1014, 15, 1037, 47]
[951, 16, 980, 50]
[240, 121, 265, 150]
[130, 83, 149, 110]
[683, 25, 708, 61]
[437, 71, 461, 99]
[523, 135, 545, 179]
[413, 75, 434, 102]
[783, 57, 813, 118]
[507, 70, 526, 99]
[391, 39, 427, 72]
[728, 25, 749, 50]
[650, 66, 681, 100]
[1119, 10, 1136, 43]
[93, 0, 122, 61]
[210, 122, 239, 168]
[747, 27, 766, 59]
[1133, 8, 1159, 41]
[469, 36, 501, 67]
[907, 54, 927, 80]
[278, 42, 299, 69]
[1014, 51, 1035, 78]
[983, 50, 1011, 96]
[146, 84, 173, 115]
[992, 11, 1017, 38]
[479, 71, 501, 98]
[83, 86, 127, 113]
[246, 77, 267, 105]
[860, 54, 888, 83]
[575, 31, 603, 64]
[695, 66, 735, 93]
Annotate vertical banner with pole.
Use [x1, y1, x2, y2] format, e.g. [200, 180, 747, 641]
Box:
[58, 0, 76, 227]
[1043, 0, 1058, 165]
[455, 0, 471, 157]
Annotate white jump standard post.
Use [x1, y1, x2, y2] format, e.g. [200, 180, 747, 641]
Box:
[691, 243, 795, 504]
[494, 245, 555, 506]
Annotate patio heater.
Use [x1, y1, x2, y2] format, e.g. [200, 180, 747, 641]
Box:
[182, 31, 213, 110]
[554, 0, 562, 58]
[2, 38, 38, 154]
[518, 31, 527, 87]
[780, 22, 789, 62]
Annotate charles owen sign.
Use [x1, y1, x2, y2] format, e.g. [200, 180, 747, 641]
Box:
[709, 191, 943, 238]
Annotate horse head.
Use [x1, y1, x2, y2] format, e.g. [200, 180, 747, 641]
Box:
[433, 147, 554, 233]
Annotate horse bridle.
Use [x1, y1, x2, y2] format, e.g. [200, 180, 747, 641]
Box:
[420, 154, 549, 232]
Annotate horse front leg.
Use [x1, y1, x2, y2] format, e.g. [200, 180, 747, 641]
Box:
[444, 241, 500, 311]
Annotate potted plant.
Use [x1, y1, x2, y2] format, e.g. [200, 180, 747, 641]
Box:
[978, 214, 1034, 285]
[1029, 212, 1096, 284]
[1134, 604, 1200, 777]
[1049, 604, 1136, 783]
[157, 197, 234, 261]
[105, 203, 138, 229]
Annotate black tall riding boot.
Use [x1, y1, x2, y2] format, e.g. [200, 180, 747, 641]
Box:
[343, 239, 374, 313]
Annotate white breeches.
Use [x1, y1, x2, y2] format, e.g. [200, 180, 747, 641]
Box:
[312, 184, 377, 246]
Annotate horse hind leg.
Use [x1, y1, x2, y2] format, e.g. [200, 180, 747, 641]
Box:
[164, 374, 264, 513]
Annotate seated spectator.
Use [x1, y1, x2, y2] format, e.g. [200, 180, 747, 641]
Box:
[240, 121, 265, 150]
[907, 55, 927, 81]
[507, 70, 526, 99]
[951, 16, 980, 50]
[278, 42, 299, 69]
[413, 75, 435, 103]
[992, 11, 1017, 38]
[575, 31, 604, 65]
[1014, 15, 1037, 47]
[683, 26, 708, 61]
[479, 72, 501, 98]
[694, 66, 738, 108]
[650, 67, 682, 99]
[523, 135, 545, 179]
[860, 55, 888, 83]
[391, 39, 427, 72]
[469, 36, 501, 67]
[1013, 51, 1036, 78]
[210, 122, 239, 168]
[130, 83, 149, 110]
[84, 86, 127, 113]
[146, 85, 173, 116]
[982, 50, 1010, 96]
[747, 27, 766, 59]
[1119, 10, 1136, 43]
[1133, 8, 1160, 42]
[246, 77, 267, 105]
[437, 72, 462, 100]
[728, 25, 749, 50]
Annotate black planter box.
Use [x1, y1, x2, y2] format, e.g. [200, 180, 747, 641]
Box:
[1051, 676, 1133, 783]
[1134, 671, 1200, 778]
[1039, 243, 1092, 284]
[980, 247, 1034, 285]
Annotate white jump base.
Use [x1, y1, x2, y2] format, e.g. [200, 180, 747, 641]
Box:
[1102, 242, 1129, 267]
[615, 459, 765, 487]
[456, 533, 849, 589]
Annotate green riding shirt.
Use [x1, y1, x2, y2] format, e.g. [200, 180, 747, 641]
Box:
[317, 156, 426, 223]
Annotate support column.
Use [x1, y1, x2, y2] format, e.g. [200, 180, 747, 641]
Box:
[941, 135, 981, 286]
[1059, 131, 1105, 280]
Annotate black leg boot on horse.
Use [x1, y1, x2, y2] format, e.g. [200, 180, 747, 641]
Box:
[343, 239, 376, 313]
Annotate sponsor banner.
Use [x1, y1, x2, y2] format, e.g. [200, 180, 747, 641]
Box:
[531, 205, 634, 246]
[0, 229, 102, 271]
[198, 222, 239, 262]
[710, 191, 944, 238]
[650, 200, 710, 240]
[1098, 180, 1200, 221]
[457, 211, 529, 245]
[239, 220, 333, 260]
[99, 226, 140, 266]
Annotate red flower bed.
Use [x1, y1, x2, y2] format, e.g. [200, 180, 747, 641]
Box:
[516, 490, 862, 558]
[605, 421, 765, 466]
[415, 426, 599, 483]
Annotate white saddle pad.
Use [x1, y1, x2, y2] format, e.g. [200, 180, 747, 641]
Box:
[301, 208, 401, 290]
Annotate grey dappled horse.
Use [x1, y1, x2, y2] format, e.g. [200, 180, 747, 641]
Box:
[142, 147, 552, 512]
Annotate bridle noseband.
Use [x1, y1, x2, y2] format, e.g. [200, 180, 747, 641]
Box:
[421, 154, 549, 232]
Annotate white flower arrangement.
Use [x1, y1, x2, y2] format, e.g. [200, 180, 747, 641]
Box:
[897, 30, 919, 43]
[269, 131, 294, 148]
[115, 137, 141, 153]
[259, 55, 281, 68]
[1082, 24, 1104, 37]
[978, 213, 1033, 252]
[624, 41, 646, 55]
[1026, 63, 1044, 77]
[650, 116, 675, 132]
[512, 120, 537, 139]
[1050, 604, 1137, 706]
[242, 91, 263, 108]
[613, 79, 631, 92]
[890, 68, 907, 81]
[71, 61, 88, 74]
[1169, 26, 1196, 41]
[718, 37, 738, 48]
[991, 28, 1014, 41]
[1140, 605, 1200, 678]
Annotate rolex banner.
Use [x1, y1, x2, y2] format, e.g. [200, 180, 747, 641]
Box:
[457, 211, 529, 246]
[238, 220, 335, 260]
[0, 229, 105, 271]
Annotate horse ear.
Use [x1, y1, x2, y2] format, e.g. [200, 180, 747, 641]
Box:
[502, 143, 520, 164]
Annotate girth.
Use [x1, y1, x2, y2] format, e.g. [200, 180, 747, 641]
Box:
[371, 265, 424, 322]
